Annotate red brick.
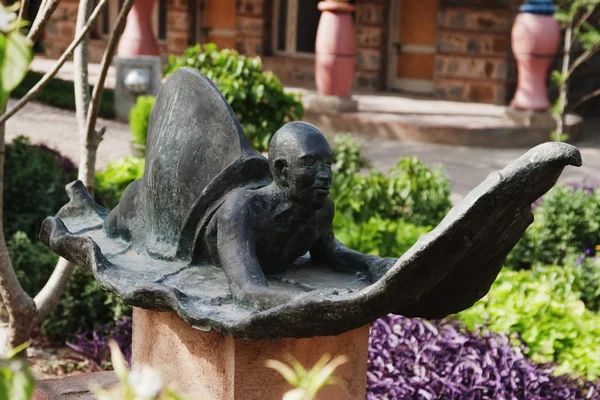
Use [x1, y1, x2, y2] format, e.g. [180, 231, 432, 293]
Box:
[438, 8, 512, 32]
[356, 3, 385, 25]
[356, 26, 382, 48]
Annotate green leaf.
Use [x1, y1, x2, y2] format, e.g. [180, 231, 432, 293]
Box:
[2, 31, 31, 94]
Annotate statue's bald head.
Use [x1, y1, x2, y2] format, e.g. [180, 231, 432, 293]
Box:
[269, 122, 329, 168]
[268, 122, 333, 208]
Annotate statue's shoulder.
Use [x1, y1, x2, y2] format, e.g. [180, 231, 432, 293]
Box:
[218, 187, 269, 221]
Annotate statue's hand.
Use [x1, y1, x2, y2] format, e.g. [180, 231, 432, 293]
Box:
[238, 284, 308, 310]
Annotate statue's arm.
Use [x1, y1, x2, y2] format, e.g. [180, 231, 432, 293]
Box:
[310, 228, 397, 282]
[215, 202, 301, 309]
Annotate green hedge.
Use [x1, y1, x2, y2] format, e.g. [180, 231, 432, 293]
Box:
[11, 71, 116, 119]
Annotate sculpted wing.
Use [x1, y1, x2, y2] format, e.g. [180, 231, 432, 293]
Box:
[104, 67, 269, 257]
[368, 142, 582, 318]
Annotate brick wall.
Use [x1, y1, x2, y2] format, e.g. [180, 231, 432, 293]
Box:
[262, 0, 386, 91]
[354, 0, 387, 90]
[434, 0, 518, 104]
[43, 0, 191, 63]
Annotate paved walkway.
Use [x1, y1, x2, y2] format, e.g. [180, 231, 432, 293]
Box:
[6, 99, 600, 202]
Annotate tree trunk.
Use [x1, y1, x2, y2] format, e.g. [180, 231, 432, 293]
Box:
[73, 0, 92, 136]
[0, 120, 36, 355]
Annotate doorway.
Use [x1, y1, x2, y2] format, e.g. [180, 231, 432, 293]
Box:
[387, 0, 438, 93]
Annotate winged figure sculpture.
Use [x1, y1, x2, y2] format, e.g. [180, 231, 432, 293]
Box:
[40, 67, 582, 339]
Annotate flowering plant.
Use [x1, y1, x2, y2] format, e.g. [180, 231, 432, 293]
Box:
[91, 341, 188, 400]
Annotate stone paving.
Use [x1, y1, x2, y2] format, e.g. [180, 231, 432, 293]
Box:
[5, 99, 600, 202]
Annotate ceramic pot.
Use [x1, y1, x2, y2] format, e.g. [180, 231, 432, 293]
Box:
[117, 0, 160, 57]
[315, 1, 356, 97]
[510, 1, 560, 110]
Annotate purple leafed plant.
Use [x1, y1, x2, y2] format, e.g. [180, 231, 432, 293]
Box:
[367, 315, 599, 400]
[66, 316, 132, 371]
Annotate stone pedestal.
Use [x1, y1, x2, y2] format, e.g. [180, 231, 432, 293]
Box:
[307, 95, 359, 113]
[132, 307, 370, 400]
[504, 107, 555, 128]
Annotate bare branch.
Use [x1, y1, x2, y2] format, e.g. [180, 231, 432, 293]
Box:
[32, 257, 75, 326]
[74, 0, 93, 135]
[572, 6, 595, 41]
[0, 0, 107, 125]
[568, 44, 600, 75]
[27, 0, 61, 43]
[84, 0, 135, 149]
[17, 0, 29, 27]
[570, 86, 600, 110]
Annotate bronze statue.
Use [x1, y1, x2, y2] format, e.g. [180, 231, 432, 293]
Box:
[41, 68, 582, 339]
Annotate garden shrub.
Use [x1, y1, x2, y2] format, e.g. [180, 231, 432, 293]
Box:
[41, 266, 131, 339]
[330, 133, 369, 176]
[333, 215, 429, 258]
[6, 233, 129, 340]
[6, 232, 57, 296]
[95, 156, 145, 209]
[368, 315, 598, 399]
[457, 265, 600, 379]
[387, 157, 452, 227]
[4, 136, 77, 240]
[330, 134, 451, 229]
[573, 248, 600, 312]
[129, 95, 155, 146]
[506, 184, 600, 269]
[163, 43, 304, 152]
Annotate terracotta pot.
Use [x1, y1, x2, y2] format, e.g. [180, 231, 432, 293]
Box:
[117, 0, 160, 57]
[510, 2, 560, 110]
[315, 1, 356, 97]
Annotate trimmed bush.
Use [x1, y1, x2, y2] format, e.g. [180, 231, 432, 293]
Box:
[41, 266, 131, 339]
[506, 184, 600, 269]
[164, 43, 304, 152]
[6, 232, 56, 296]
[95, 156, 145, 209]
[12, 71, 115, 119]
[129, 95, 155, 146]
[4, 136, 77, 240]
[330, 135, 452, 229]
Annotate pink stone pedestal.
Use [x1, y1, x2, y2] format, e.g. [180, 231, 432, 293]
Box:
[132, 307, 370, 399]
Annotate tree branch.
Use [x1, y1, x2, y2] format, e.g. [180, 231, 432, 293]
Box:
[74, 0, 93, 136]
[0, 0, 107, 125]
[0, 116, 36, 351]
[80, 0, 134, 189]
[17, 0, 29, 27]
[570, 86, 600, 110]
[568, 45, 600, 76]
[32, 257, 75, 326]
[572, 6, 595, 41]
[27, 0, 61, 43]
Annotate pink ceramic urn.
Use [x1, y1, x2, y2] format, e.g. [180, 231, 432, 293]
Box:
[117, 0, 160, 57]
[315, 1, 356, 97]
[510, 1, 560, 110]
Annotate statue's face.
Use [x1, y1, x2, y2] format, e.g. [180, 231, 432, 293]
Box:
[279, 134, 333, 209]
